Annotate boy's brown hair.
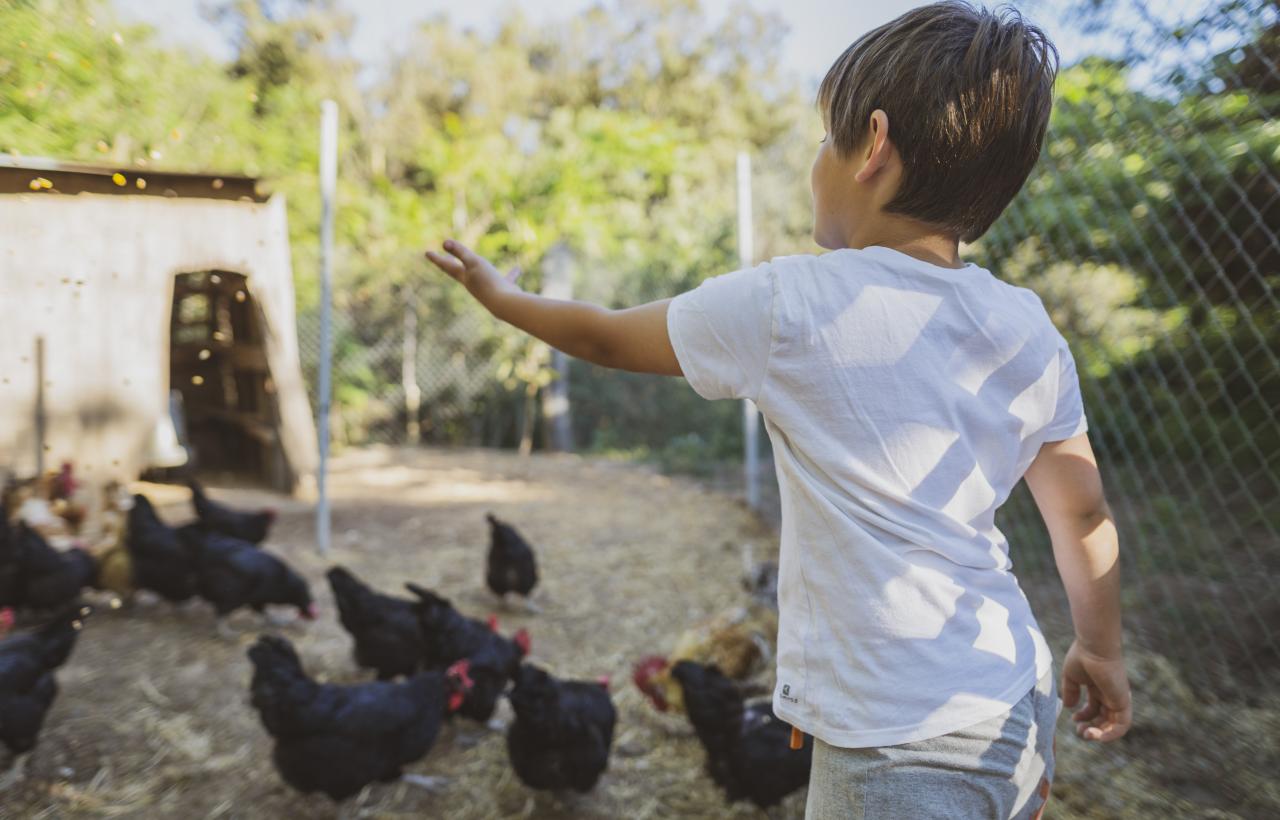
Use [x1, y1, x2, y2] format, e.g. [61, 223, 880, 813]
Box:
[818, 1, 1058, 242]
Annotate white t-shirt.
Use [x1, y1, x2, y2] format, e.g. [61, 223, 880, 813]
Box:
[667, 245, 1088, 748]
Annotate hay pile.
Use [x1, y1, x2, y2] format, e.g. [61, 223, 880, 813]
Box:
[4, 446, 799, 819]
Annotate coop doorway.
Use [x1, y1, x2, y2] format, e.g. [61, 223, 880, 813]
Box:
[168, 271, 287, 488]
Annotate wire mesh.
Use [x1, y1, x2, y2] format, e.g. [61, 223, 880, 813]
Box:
[295, 0, 1279, 698]
[978, 0, 1280, 700]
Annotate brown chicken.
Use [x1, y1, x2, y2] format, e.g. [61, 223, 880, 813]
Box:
[633, 602, 778, 715]
[90, 483, 135, 599]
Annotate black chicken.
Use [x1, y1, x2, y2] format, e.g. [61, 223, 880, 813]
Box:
[247, 635, 473, 801]
[188, 478, 275, 544]
[407, 584, 530, 723]
[0, 518, 95, 612]
[0, 515, 24, 611]
[327, 566, 425, 680]
[485, 514, 538, 607]
[0, 604, 91, 784]
[126, 494, 200, 604]
[181, 527, 315, 634]
[506, 663, 616, 793]
[670, 660, 812, 810]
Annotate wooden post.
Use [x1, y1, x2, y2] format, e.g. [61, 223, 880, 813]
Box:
[34, 335, 45, 475]
[540, 243, 574, 452]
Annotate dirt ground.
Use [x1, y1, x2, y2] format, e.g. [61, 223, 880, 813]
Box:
[4, 447, 797, 819]
[3, 446, 1276, 819]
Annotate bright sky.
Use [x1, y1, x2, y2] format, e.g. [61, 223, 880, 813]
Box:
[110, 0, 998, 87]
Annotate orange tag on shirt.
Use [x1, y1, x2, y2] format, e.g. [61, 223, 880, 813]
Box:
[789, 726, 804, 750]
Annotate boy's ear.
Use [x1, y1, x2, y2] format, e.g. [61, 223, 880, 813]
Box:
[854, 109, 893, 184]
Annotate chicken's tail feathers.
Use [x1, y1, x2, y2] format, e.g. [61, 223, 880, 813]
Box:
[127, 493, 161, 528]
[404, 581, 449, 609]
[325, 565, 368, 602]
[248, 634, 303, 676]
[485, 512, 498, 526]
[36, 602, 92, 669]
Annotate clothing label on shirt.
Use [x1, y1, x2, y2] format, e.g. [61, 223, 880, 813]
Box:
[779, 682, 800, 704]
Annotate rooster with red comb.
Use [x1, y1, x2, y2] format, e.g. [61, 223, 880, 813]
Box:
[633, 603, 778, 716]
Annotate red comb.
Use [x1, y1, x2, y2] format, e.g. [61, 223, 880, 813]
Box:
[486, 614, 499, 632]
[631, 656, 670, 712]
[446, 658, 474, 689]
[596, 675, 611, 690]
[514, 628, 531, 656]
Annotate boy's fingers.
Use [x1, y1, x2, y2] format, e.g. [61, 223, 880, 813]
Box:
[1072, 690, 1101, 723]
[425, 250, 465, 279]
[1060, 674, 1080, 708]
[443, 238, 480, 267]
[1081, 706, 1129, 742]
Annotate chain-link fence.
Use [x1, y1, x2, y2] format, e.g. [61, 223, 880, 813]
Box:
[985, 0, 1279, 700]
[298, 0, 1278, 697]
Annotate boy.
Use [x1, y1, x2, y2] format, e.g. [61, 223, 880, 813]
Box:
[427, 1, 1131, 817]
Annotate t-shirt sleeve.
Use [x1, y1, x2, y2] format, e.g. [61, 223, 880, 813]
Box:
[1043, 335, 1089, 441]
[666, 262, 776, 402]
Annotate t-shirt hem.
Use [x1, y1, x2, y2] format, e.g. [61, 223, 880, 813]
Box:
[773, 661, 1046, 749]
[1043, 414, 1089, 442]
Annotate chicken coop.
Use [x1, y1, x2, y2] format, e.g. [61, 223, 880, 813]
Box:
[0, 156, 317, 497]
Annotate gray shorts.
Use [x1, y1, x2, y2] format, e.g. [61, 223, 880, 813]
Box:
[805, 670, 1059, 820]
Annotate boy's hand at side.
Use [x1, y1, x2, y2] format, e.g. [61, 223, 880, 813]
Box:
[1024, 432, 1132, 743]
[1061, 639, 1131, 742]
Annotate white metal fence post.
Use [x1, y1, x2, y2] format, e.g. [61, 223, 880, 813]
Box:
[316, 100, 338, 554]
[736, 151, 760, 510]
[541, 242, 575, 452]
[402, 290, 421, 445]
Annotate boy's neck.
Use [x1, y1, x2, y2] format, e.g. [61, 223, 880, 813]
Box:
[839, 218, 964, 269]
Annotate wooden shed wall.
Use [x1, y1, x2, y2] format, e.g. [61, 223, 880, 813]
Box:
[0, 192, 317, 494]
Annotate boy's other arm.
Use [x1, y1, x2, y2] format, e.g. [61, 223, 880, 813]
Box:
[426, 240, 682, 376]
[1023, 432, 1132, 742]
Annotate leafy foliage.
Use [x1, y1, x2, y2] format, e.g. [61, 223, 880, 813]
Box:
[1, 0, 1273, 475]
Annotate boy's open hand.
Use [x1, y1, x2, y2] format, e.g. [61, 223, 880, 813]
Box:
[426, 239, 523, 307]
[1061, 639, 1132, 742]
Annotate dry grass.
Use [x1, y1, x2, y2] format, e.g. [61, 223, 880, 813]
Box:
[5, 445, 1274, 819]
[3, 446, 796, 819]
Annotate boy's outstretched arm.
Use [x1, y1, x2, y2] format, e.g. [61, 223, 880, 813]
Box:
[426, 239, 682, 376]
[1023, 431, 1132, 743]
